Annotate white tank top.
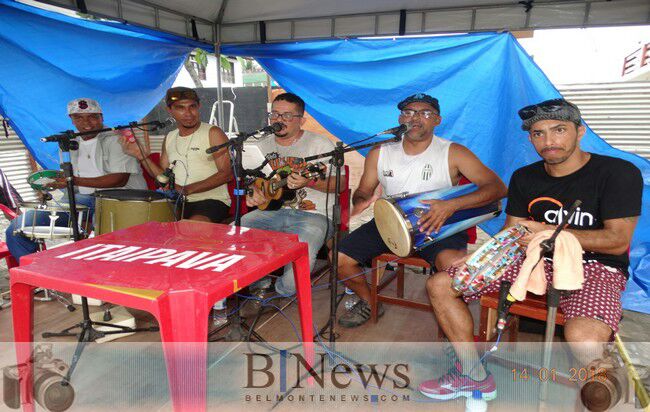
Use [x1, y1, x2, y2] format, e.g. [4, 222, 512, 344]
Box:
[377, 135, 452, 197]
[165, 122, 230, 204]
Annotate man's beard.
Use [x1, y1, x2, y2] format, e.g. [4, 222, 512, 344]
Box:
[181, 121, 200, 129]
[542, 141, 578, 165]
[405, 130, 431, 142]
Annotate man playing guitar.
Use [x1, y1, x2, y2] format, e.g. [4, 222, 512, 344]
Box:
[243, 92, 340, 297]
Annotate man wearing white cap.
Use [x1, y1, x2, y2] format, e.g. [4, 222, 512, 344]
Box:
[58, 98, 147, 194]
[5, 98, 146, 262]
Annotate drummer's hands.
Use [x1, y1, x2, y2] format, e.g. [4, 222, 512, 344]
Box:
[287, 172, 309, 190]
[51, 177, 68, 189]
[517, 220, 554, 246]
[119, 134, 149, 160]
[418, 199, 458, 235]
[351, 191, 381, 217]
[246, 185, 267, 207]
[450, 254, 470, 268]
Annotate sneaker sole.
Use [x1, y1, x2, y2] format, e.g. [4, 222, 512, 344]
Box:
[419, 388, 497, 401]
[338, 306, 384, 328]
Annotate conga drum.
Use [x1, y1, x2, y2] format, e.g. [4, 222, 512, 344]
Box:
[94, 189, 176, 235]
[374, 184, 501, 257]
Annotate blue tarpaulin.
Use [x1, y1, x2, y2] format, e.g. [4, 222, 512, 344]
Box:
[0, 0, 647, 312]
[222, 35, 650, 313]
[0, 0, 204, 168]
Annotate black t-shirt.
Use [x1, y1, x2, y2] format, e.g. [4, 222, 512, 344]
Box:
[506, 153, 643, 275]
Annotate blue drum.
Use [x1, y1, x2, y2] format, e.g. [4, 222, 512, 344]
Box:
[373, 184, 501, 257]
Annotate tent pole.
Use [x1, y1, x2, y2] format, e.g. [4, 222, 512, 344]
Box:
[214, 24, 225, 129]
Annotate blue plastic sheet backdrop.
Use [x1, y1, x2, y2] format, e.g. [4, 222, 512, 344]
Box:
[0, 0, 201, 168]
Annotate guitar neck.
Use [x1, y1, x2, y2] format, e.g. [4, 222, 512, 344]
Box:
[271, 170, 319, 192]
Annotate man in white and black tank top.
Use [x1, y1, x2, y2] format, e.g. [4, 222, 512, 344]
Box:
[130, 87, 233, 223]
[336, 93, 507, 328]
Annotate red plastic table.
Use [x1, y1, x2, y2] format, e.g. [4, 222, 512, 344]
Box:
[10, 220, 313, 411]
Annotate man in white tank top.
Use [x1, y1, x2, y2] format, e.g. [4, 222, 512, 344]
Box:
[336, 93, 507, 328]
[132, 87, 233, 223]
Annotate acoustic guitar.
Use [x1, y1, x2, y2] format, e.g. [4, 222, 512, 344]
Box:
[249, 162, 326, 210]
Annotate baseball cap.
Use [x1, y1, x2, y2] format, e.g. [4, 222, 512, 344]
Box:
[166, 87, 200, 106]
[67, 98, 102, 115]
[397, 93, 440, 113]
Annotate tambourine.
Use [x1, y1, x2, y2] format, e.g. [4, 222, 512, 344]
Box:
[451, 224, 530, 296]
[27, 170, 63, 191]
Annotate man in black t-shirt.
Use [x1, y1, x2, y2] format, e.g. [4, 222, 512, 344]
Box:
[418, 98, 643, 401]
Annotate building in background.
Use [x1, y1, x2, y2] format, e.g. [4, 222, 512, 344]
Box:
[622, 41, 650, 81]
[173, 52, 244, 88]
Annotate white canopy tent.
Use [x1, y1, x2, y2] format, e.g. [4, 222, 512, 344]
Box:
[26, 0, 650, 126]
[28, 0, 650, 45]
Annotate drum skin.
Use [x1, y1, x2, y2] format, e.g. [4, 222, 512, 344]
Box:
[374, 184, 501, 257]
[94, 189, 175, 234]
[15, 201, 89, 240]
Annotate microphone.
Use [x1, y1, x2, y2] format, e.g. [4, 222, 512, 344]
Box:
[540, 199, 582, 254]
[251, 122, 283, 139]
[156, 160, 177, 186]
[151, 118, 175, 131]
[496, 280, 516, 332]
[41, 133, 70, 142]
[377, 123, 411, 137]
[205, 123, 284, 154]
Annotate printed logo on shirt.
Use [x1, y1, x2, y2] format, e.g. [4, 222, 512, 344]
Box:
[383, 170, 394, 177]
[421, 164, 433, 181]
[190, 147, 201, 151]
[528, 197, 595, 227]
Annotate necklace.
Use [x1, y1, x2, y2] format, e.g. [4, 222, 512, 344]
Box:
[175, 127, 198, 160]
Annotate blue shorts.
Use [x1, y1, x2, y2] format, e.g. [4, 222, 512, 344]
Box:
[339, 219, 468, 270]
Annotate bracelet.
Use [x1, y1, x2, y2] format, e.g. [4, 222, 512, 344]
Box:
[138, 154, 149, 162]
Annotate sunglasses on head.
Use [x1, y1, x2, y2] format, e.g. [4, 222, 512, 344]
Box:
[518, 99, 571, 120]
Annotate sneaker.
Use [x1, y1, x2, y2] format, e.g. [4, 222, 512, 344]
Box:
[418, 362, 497, 401]
[338, 300, 384, 328]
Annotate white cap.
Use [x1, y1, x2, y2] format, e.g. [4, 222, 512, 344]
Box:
[67, 98, 102, 115]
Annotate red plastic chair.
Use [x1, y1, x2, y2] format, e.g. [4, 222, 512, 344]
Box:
[339, 165, 351, 235]
[142, 152, 162, 190]
[458, 175, 477, 244]
[0, 203, 19, 269]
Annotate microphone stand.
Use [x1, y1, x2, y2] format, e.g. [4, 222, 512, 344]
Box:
[538, 200, 581, 402]
[208, 129, 272, 342]
[41, 121, 166, 142]
[302, 135, 403, 352]
[40, 131, 158, 386]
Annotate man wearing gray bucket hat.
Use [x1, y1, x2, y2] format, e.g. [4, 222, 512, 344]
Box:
[421, 98, 643, 402]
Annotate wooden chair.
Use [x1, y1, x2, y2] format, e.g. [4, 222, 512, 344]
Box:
[478, 292, 566, 342]
[370, 254, 432, 322]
